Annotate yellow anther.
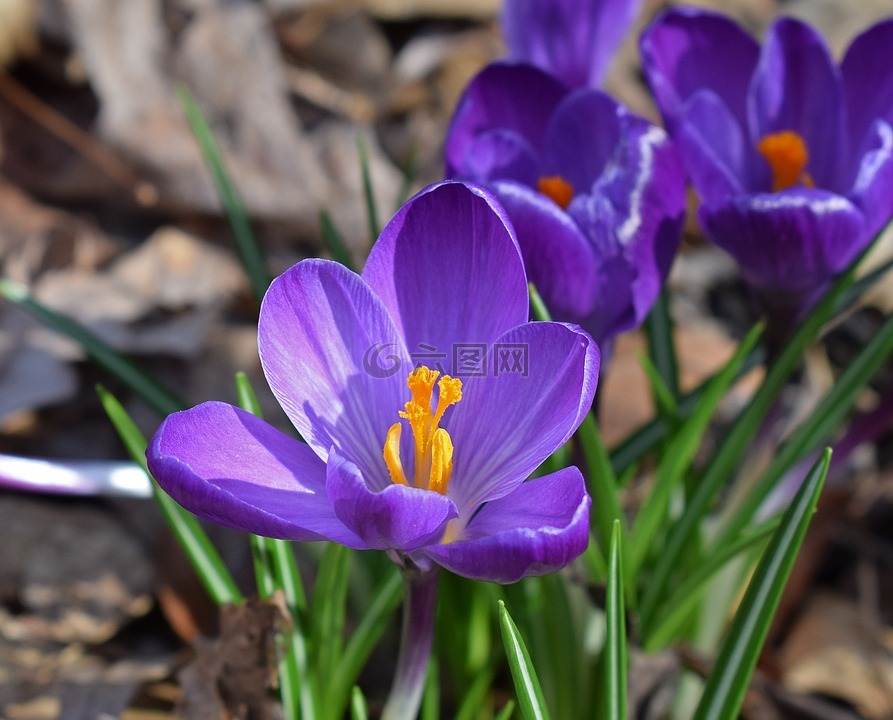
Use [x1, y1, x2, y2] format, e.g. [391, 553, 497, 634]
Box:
[384, 366, 463, 494]
[757, 130, 816, 192]
[537, 175, 574, 209]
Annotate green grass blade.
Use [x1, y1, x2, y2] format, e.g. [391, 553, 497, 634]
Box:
[2, 280, 182, 417]
[454, 667, 497, 720]
[605, 521, 627, 720]
[644, 289, 679, 400]
[357, 134, 380, 244]
[320, 209, 357, 272]
[310, 542, 351, 688]
[350, 686, 369, 720]
[498, 600, 552, 720]
[177, 86, 270, 303]
[638, 351, 679, 421]
[528, 282, 552, 323]
[97, 385, 242, 605]
[692, 449, 830, 720]
[578, 415, 625, 560]
[494, 701, 516, 720]
[629, 323, 762, 576]
[421, 656, 440, 720]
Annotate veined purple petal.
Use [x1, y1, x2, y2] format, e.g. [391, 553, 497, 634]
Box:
[326, 450, 457, 551]
[420, 467, 590, 583]
[458, 129, 541, 187]
[640, 7, 759, 132]
[502, 0, 639, 88]
[444, 63, 568, 177]
[841, 19, 893, 152]
[362, 182, 529, 374]
[491, 180, 597, 317]
[700, 190, 866, 293]
[543, 88, 622, 192]
[147, 402, 366, 547]
[848, 119, 893, 240]
[258, 259, 410, 489]
[748, 18, 845, 191]
[445, 321, 598, 516]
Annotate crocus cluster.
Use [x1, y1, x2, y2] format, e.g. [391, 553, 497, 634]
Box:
[641, 8, 893, 322]
[445, 62, 686, 354]
[148, 182, 597, 585]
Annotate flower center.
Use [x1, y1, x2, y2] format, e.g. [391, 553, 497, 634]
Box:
[383, 366, 463, 495]
[757, 130, 816, 192]
[537, 174, 574, 209]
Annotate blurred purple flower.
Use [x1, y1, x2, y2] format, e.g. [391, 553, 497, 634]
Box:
[502, 0, 640, 88]
[641, 8, 893, 320]
[147, 182, 598, 585]
[444, 62, 686, 352]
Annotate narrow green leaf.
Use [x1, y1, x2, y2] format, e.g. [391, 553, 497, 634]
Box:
[310, 542, 351, 686]
[454, 667, 497, 720]
[528, 282, 552, 323]
[577, 415, 625, 563]
[357, 134, 380, 244]
[692, 449, 830, 720]
[605, 521, 627, 720]
[97, 385, 242, 605]
[637, 351, 679, 421]
[177, 86, 270, 303]
[2, 280, 182, 417]
[320, 209, 357, 272]
[497, 600, 552, 720]
[494, 701, 517, 720]
[330, 569, 403, 713]
[629, 323, 762, 576]
[644, 289, 679, 400]
[350, 686, 369, 720]
[421, 656, 440, 720]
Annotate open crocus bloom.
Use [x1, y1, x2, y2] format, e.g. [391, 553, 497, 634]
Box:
[641, 9, 893, 318]
[502, 0, 640, 88]
[445, 62, 685, 352]
[147, 182, 598, 584]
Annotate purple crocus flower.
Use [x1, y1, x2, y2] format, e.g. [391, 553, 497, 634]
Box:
[147, 181, 597, 582]
[640, 8, 893, 323]
[445, 62, 686, 354]
[502, 0, 641, 88]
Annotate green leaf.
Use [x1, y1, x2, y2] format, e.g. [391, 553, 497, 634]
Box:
[498, 600, 552, 720]
[1, 280, 183, 417]
[177, 86, 270, 303]
[320, 209, 357, 272]
[421, 656, 440, 720]
[637, 351, 679, 421]
[605, 521, 627, 720]
[97, 385, 241, 605]
[310, 543, 351, 686]
[577, 415, 625, 560]
[494, 701, 517, 720]
[692, 449, 830, 720]
[629, 322, 762, 577]
[350, 686, 368, 720]
[454, 667, 497, 720]
[357, 134, 380, 245]
[528, 282, 552, 323]
[644, 289, 679, 401]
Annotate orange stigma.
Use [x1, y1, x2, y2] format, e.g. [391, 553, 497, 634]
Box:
[757, 130, 816, 192]
[537, 175, 574, 209]
[383, 366, 462, 494]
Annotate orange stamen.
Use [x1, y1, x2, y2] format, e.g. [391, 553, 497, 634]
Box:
[757, 130, 816, 192]
[537, 175, 574, 209]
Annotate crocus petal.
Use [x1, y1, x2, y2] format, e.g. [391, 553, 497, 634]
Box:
[420, 467, 590, 583]
[362, 182, 529, 374]
[458, 128, 541, 186]
[446, 321, 598, 514]
[147, 402, 366, 547]
[640, 7, 759, 131]
[700, 190, 866, 293]
[849, 119, 893, 240]
[258, 259, 410, 489]
[326, 450, 458, 551]
[444, 63, 568, 177]
[491, 180, 598, 317]
[502, 0, 639, 88]
[748, 18, 845, 190]
[841, 19, 893, 150]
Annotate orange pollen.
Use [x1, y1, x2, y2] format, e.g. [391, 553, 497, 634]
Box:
[382, 366, 462, 494]
[757, 130, 816, 192]
[537, 175, 574, 209]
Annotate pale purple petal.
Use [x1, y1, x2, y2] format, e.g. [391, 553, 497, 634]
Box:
[748, 18, 845, 191]
[491, 180, 598, 317]
[700, 190, 866, 293]
[445, 321, 598, 515]
[458, 129, 541, 186]
[362, 182, 529, 374]
[258, 259, 410, 489]
[848, 119, 893, 240]
[502, 0, 639, 88]
[147, 402, 366, 547]
[444, 63, 568, 177]
[640, 7, 759, 131]
[326, 450, 458, 551]
[841, 19, 893, 150]
[420, 467, 590, 583]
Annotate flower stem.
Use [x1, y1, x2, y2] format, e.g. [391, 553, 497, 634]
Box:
[381, 568, 440, 720]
